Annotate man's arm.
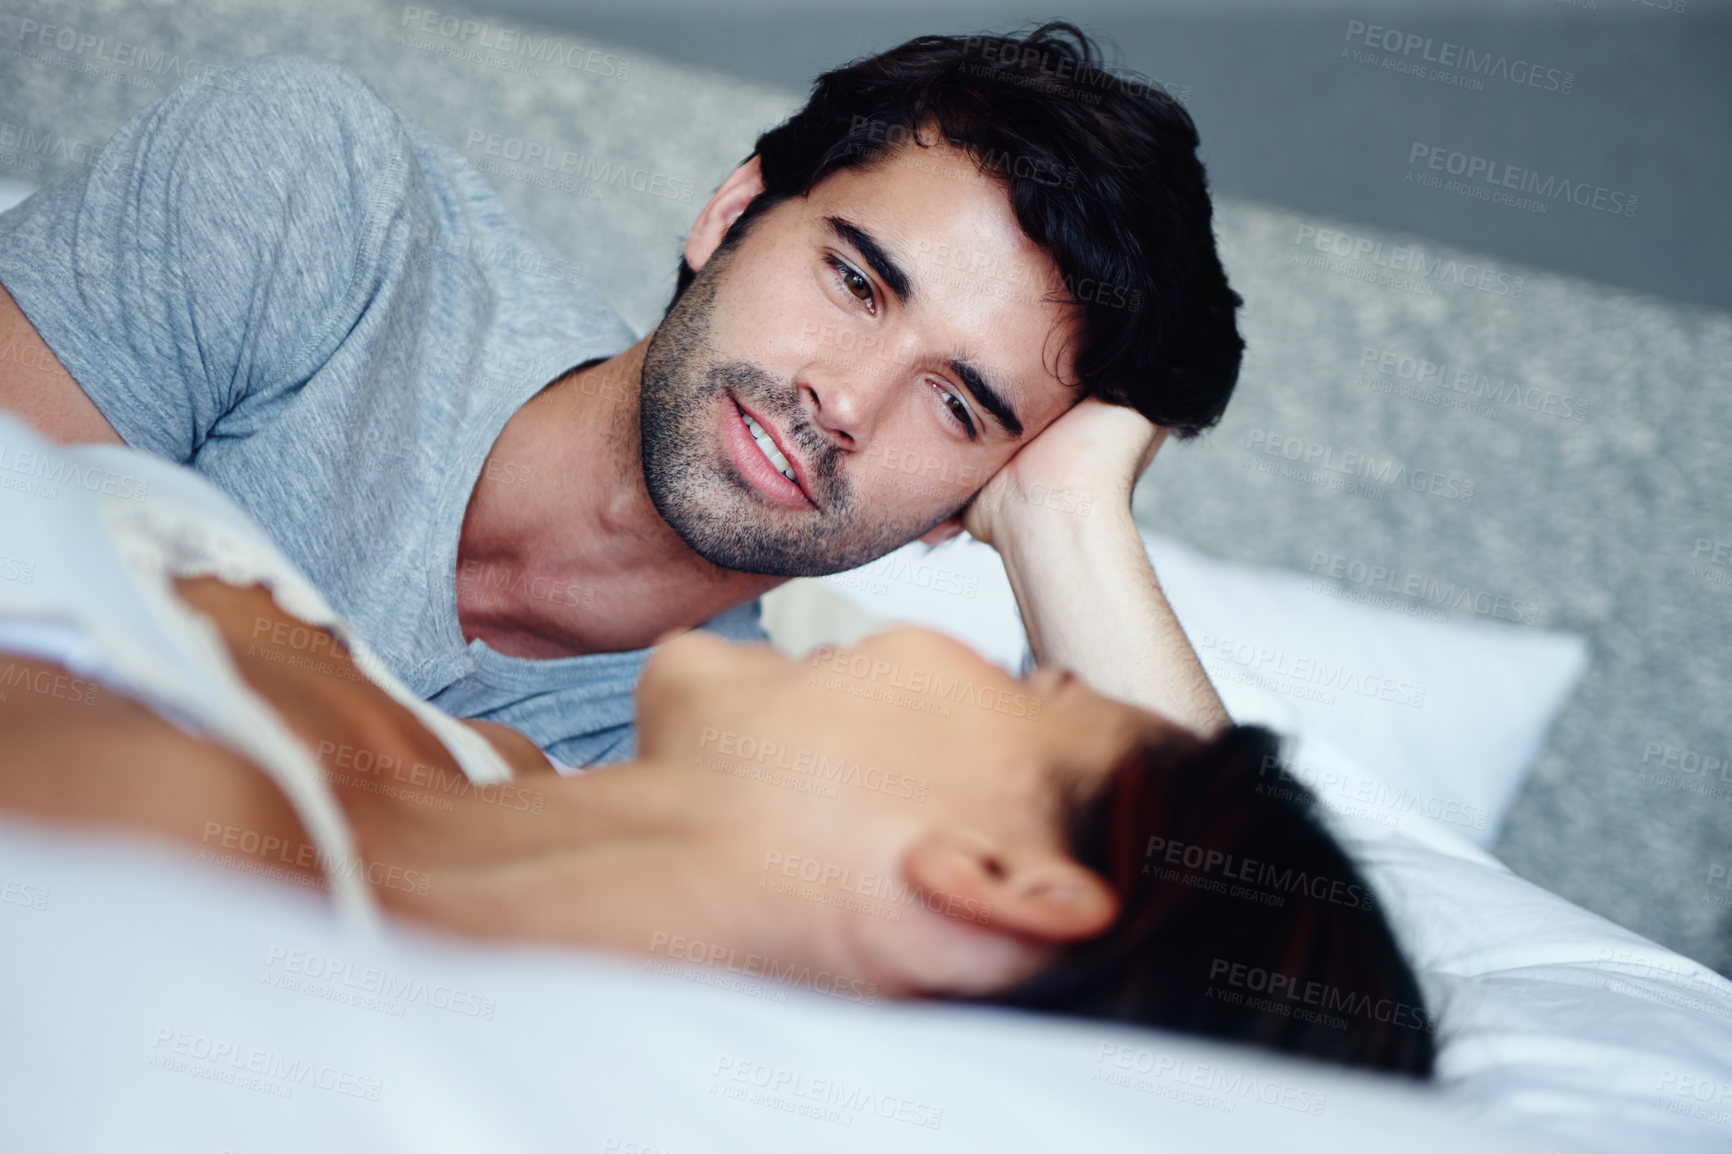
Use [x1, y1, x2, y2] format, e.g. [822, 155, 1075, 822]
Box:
[964, 398, 1230, 735]
[0, 282, 124, 445]
[0, 55, 414, 461]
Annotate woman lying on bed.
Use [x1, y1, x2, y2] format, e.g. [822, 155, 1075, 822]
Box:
[0, 421, 1435, 1081]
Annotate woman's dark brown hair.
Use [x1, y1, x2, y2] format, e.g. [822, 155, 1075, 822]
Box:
[978, 725, 1437, 1078]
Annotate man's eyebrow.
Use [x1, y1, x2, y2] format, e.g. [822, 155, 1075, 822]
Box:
[824, 215, 914, 307]
[823, 214, 1023, 438]
[949, 359, 1024, 439]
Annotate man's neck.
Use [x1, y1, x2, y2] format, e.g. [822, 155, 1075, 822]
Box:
[455, 334, 784, 659]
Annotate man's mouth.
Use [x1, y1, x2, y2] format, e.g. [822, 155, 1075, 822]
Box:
[731, 396, 814, 506]
[741, 409, 798, 486]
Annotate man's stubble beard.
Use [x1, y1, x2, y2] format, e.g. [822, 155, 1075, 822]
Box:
[638, 242, 956, 577]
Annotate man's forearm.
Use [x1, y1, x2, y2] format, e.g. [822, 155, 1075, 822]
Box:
[997, 503, 1230, 735]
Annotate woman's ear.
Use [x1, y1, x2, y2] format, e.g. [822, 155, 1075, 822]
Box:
[904, 829, 1117, 943]
[685, 154, 766, 273]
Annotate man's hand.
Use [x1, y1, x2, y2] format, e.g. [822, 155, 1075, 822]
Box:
[931, 396, 1229, 735]
[960, 397, 1168, 549]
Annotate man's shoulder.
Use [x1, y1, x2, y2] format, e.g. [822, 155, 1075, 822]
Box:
[203, 54, 411, 176]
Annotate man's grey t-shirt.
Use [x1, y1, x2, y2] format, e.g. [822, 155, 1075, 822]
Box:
[0, 53, 763, 767]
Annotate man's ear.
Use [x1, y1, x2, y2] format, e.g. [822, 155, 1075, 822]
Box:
[904, 829, 1117, 942]
[685, 155, 766, 273]
[917, 516, 966, 548]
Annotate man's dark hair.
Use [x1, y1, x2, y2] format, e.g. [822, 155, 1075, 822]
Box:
[667, 22, 1244, 437]
[977, 725, 1437, 1078]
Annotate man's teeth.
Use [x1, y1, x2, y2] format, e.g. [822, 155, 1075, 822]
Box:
[742, 412, 797, 485]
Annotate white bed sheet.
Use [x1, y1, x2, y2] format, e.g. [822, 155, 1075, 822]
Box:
[0, 821, 1517, 1154]
[2, 786, 1728, 1153]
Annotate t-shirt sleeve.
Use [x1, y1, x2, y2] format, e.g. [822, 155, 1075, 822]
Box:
[0, 54, 414, 461]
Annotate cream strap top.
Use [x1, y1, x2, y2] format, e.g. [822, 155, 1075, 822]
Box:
[0, 415, 516, 930]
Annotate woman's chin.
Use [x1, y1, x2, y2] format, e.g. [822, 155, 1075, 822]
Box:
[872, 918, 1057, 999]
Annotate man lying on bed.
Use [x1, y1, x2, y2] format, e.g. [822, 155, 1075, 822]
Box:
[0, 23, 1246, 766]
[0, 416, 1431, 1081]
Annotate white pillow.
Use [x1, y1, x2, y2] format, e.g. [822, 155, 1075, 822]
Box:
[1331, 798, 1732, 1153]
[766, 531, 1587, 849]
[1141, 533, 1587, 849]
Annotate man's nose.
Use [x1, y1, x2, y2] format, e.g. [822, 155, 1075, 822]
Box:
[800, 332, 918, 448]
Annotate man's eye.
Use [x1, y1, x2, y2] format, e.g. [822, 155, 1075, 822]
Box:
[937, 385, 976, 439]
[827, 256, 875, 308]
